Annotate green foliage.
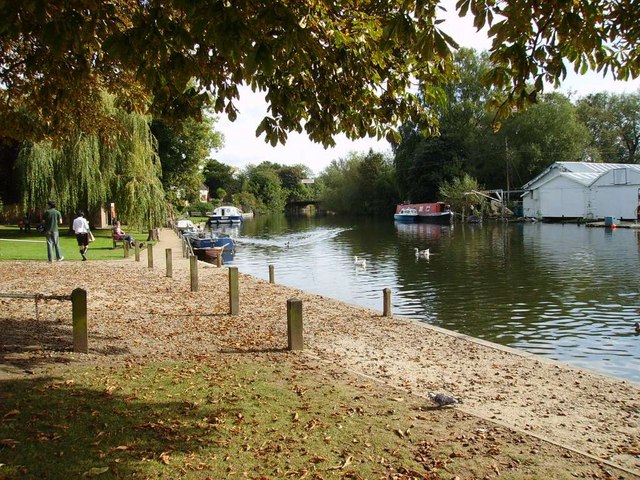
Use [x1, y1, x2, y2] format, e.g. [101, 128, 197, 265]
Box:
[475, 0, 640, 122]
[103, 103, 166, 229]
[14, 95, 165, 228]
[395, 49, 592, 198]
[189, 201, 214, 215]
[277, 164, 313, 203]
[203, 160, 319, 213]
[245, 164, 287, 213]
[231, 191, 260, 214]
[319, 155, 362, 214]
[0, 0, 456, 145]
[395, 49, 495, 202]
[202, 159, 239, 198]
[4, 1, 635, 148]
[151, 115, 223, 209]
[318, 150, 398, 216]
[496, 93, 591, 186]
[394, 126, 461, 203]
[438, 174, 485, 216]
[576, 92, 640, 163]
[215, 188, 227, 202]
[224, 162, 317, 213]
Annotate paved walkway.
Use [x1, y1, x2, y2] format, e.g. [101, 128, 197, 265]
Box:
[153, 228, 185, 255]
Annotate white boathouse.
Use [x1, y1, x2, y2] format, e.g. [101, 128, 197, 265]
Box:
[521, 162, 640, 221]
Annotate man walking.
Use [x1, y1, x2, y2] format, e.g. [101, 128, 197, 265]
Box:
[44, 200, 63, 262]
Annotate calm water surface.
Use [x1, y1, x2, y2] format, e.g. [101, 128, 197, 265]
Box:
[215, 215, 640, 382]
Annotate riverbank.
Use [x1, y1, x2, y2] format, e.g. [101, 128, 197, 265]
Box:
[1, 230, 639, 477]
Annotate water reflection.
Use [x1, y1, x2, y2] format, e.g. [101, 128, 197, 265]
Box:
[227, 216, 640, 382]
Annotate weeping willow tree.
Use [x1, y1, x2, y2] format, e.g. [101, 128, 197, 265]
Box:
[16, 94, 165, 228]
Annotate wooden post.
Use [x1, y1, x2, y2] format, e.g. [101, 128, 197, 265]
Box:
[71, 288, 88, 353]
[135, 242, 140, 262]
[166, 248, 172, 278]
[268, 264, 275, 283]
[216, 252, 223, 267]
[383, 288, 392, 317]
[190, 255, 198, 292]
[287, 299, 303, 351]
[147, 243, 153, 269]
[228, 266, 239, 315]
[123, 241, 130, 258]
[182, 238, 187, 258]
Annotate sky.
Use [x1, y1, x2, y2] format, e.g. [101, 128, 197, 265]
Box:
[214, 2, 640, 176]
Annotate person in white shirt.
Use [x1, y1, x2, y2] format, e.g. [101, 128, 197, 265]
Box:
[72, 211, 91, 261]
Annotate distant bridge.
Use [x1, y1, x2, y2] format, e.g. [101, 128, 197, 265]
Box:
[286, 200, 321, 208]
[285, 200, 325, 216]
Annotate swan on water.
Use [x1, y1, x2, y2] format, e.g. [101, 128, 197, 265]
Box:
[414, 247, 431, 258]
[354, 256, 367, 268]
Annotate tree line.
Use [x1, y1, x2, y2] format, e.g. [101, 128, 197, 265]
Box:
[199, 51, 640, 219]
[1, 49, 638, 222]
[307, 49, 640, 217]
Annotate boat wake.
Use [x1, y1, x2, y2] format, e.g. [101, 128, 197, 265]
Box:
[236, 227, 350, 249]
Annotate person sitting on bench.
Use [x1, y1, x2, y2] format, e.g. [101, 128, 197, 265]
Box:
[113, 221, 137, 248]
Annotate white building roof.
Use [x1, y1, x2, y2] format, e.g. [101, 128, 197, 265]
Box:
[522, 162, 640, 190]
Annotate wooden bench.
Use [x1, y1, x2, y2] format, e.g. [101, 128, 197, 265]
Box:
[112, 235, 125, 249]
[113, 228, 157, 248]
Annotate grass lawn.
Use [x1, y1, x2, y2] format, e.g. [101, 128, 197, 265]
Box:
[0, 226, 153, 261]
[0, 356, 607, 480]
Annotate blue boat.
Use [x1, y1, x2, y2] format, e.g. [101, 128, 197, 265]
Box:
[188, 232, 236, 262]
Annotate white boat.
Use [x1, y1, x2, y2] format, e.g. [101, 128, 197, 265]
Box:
[176, 219, 196, 233]
[208, 206, 244, 225]
[394, 207, 419, 223]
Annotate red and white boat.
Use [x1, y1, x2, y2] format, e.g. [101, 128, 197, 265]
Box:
[394, 202, 453, 224]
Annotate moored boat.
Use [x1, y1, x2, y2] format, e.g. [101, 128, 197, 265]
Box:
[175, 219, 196, 234]
[208, 205, 244, 225]
[189, 233, 235, 250]
[188, 232, 237, 263]
[395, 202, 453, 225]
[394, 207, 419, 223]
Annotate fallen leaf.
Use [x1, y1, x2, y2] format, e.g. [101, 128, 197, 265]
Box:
[84, 466, 109, 477]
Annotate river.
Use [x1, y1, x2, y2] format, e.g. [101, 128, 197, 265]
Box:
[212, 215, 640, 383]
